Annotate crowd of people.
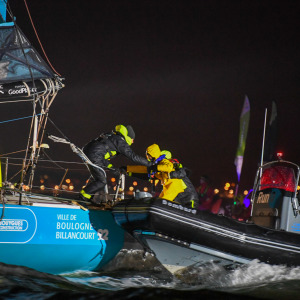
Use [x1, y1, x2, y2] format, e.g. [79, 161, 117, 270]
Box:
[78, 123, 251, 221]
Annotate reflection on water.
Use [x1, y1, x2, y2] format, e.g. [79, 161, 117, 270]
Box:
[1, 249, 300, 299]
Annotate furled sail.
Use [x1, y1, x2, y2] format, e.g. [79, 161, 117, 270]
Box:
[0, 23, 61, 99]
[0, 0, 62, 100]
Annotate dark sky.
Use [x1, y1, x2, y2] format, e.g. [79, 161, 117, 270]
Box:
[3, 0, 300, 191]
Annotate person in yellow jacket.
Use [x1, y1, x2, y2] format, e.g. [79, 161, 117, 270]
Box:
[127, 144, 187, 201]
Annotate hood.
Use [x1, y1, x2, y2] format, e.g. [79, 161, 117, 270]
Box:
[115, 124, 133, 145]
[146, 144, 161, 159]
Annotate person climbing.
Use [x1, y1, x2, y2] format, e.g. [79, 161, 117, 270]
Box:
[79, 124, 152, 204]
[161, 149, 199, 208]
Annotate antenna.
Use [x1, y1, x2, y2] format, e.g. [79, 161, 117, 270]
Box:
[260, 108, 268, 169]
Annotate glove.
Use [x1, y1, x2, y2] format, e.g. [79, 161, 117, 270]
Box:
[119, 166, 127, 174]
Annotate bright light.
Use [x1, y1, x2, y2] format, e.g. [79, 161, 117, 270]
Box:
[214, 189, 219, 194]
[231, 183, 236, 187]
[129, 186, 134, 191]
[143, 187, 148, 192]
[40, 179, 44, 184]
[54, 185, 59, 190]
[229, 189, 234, 194]
[23, 185, 30, 191]
[10, 184, 15, 189]
[40, 185, 45, 190]
[243, 190, 248, 195]
[297, 185, 300, 191]
[225, 182, 230, 188]
[224, 186, 229, 191]
[69, 185, 74, 190]
[277, 152, 283, 159]
[111, 177, 116, 183]
[65, 178, 71, 184]
[133, 181, 138, 186]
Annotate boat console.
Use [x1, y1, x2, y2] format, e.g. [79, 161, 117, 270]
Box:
[251, 160, 300, 232]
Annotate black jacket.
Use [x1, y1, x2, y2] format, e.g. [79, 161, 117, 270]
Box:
[170, 167, 199, 200]
[83, 132, 151, 168]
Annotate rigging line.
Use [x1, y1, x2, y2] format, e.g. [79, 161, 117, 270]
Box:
[47, 117, 70, 142]
[0, 149, 26, 157]
[0, 99, 34, 104]
[0, 113, 42, 124]
[42, 151, 68, 170]
[23, 0, 61, 77]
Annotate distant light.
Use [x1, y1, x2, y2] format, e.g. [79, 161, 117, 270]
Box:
[69, 185, 74, 190]
[23, 185, 30, 191]
[143, 187, 148, 192]
[111, 177, 116, 183]
[229, 189, 234, 195]
[40, 179, 44, 184]
[54, 185, 59, 190]
[225, 183, 230, 188]
[65, 178, 71, 184]
[214, 189, 219, 194]
[243, 190, 248, 195]
[129, 186, 134, 191]
[40, 185, 45, 190]
[277, 152, 283, 159]
[10, 184, 15, 189]
[224, 186, 229, 191]
[231, 183, 236, 187]
[133, 181, 138, 186]
[298, 185, 300, 191]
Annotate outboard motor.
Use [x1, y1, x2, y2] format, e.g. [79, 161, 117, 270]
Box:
[251, 160, 300, 232]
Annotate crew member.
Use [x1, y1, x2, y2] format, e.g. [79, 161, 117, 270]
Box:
[161, 150, 199, 208]
[80, 124, 152, 204]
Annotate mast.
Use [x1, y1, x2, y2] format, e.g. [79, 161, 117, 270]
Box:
[0, 0, 64, 189]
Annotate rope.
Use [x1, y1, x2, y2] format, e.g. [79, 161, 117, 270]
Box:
[0, 113, 41, 124]
[0, 99, 34, 104]
[0, 149, 26, 157]
[23, 0, 61, 76]
[48, 135, 107, 177]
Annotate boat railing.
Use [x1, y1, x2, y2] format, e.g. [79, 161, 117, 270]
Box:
[0, 156, 128, 205]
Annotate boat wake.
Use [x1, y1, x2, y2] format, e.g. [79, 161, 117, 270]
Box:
[1, 250, 300, 299]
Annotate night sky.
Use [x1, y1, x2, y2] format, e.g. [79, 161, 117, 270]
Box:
[2, 0, 300, 192]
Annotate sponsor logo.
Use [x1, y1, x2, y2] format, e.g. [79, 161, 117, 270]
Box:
[0, 219, 28, 231]
[8, 87, 37, 95]
[162, 199, 197, 214]
[256, 192, 270, 204]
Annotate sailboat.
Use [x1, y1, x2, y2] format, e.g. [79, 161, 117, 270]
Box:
[0, 1, 124, 274]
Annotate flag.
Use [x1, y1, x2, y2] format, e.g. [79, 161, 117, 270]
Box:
[234, 96, 250, 183]
[263, 101, 278, 162]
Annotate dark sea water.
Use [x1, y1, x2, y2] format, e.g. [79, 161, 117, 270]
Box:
[1, 249, 300, 300]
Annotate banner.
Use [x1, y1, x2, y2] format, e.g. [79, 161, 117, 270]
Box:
[234, 96, 250, 183]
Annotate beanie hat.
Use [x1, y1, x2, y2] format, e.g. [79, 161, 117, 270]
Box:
[126, 125, 135, 140]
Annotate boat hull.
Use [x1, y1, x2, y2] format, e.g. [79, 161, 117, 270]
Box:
[0, 203, 124, 274]
[112, 197, 300, 274]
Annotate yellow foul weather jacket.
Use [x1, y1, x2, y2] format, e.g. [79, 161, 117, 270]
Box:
[127, 144, 186, 201]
